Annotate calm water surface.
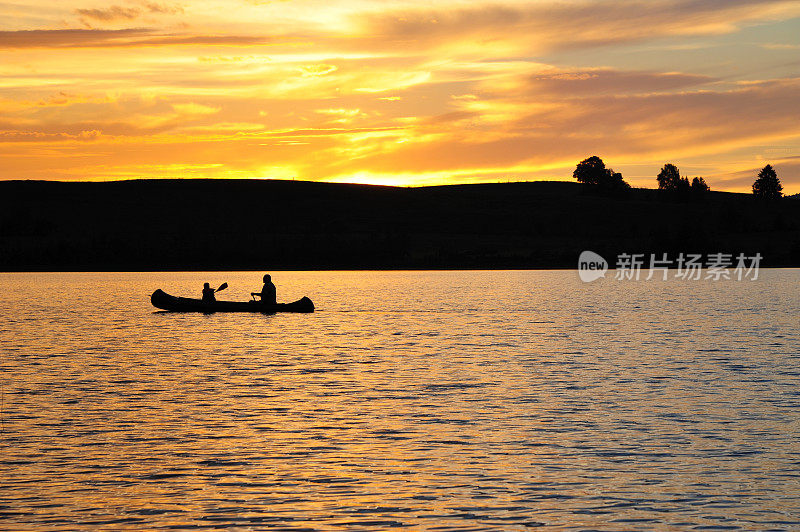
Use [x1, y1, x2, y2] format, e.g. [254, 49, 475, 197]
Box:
[2, 270, 800, 530]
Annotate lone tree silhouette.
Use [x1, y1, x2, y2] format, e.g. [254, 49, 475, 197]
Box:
[657, 163, 690, 192]
[752, 164, 782, 200]
[573, 156, 630, 190]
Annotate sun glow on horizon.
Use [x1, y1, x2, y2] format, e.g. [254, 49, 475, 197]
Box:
[1, 1, 800, 193]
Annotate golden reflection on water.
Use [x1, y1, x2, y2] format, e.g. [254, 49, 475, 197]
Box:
[2, 271, 800, 529]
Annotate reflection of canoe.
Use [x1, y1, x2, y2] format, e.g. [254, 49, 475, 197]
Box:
[151, 289, 314, 313]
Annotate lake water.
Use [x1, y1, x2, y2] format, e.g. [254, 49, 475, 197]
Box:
[2, 270, 800, 530]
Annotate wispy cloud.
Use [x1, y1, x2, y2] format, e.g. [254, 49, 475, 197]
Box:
[352, 0, 800, 54]
[76, 6, 141, 22]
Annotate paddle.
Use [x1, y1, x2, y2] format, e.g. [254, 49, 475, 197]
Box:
[215, 282, 228, 292]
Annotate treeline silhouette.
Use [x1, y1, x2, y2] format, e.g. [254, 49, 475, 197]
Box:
[576, 156, 783, 202]
[1, 178, 799, 271]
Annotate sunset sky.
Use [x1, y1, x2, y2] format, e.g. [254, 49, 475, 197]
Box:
[1, 0, 799, 191]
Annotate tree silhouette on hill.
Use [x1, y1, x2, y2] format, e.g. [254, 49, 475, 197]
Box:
[691, 176, 710, 193]
[752, 164, 782, 200]
[573, 156, 630, 191]
[656, 163, 712, 199]
[656, 163, 690, 192]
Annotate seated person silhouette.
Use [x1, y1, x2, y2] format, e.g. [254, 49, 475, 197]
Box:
[201, 282, 216, 303]
[251, 274, 277, 305]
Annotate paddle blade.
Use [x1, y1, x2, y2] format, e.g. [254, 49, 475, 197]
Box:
[216, 282, 228, 292]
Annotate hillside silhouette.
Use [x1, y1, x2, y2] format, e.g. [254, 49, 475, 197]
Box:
[1, 179, 799, 270]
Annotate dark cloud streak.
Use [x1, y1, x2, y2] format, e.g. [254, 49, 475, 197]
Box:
[75, 1, 184, 23]
[0, 29, 276, 49]
[522, 69, 715, 96]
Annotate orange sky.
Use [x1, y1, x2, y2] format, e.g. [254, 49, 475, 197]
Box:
[1, 0, 800, 192]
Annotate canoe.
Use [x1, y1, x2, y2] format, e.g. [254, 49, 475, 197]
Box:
[151, 289, 314, 313]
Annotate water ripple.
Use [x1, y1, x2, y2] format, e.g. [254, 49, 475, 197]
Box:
[1, 270, 799, 530]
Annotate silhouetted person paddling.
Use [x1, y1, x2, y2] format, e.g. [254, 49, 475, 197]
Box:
[252, 274, 277, 305]
[202, 282, 216, 303]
